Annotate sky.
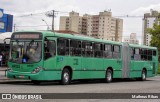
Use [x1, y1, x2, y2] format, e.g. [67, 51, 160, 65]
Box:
[0, 0, 160, 44]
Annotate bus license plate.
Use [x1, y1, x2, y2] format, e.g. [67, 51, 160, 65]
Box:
[19, 76, 25, 78]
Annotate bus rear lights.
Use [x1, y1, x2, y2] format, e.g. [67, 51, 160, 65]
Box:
[31, 67, 42, 74]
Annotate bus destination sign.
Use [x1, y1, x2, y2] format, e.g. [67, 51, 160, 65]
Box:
[12, 33, 42, 39]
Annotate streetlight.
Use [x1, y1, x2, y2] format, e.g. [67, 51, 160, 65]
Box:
[42, 19, 50, 30]
[45, 10, 55, 31]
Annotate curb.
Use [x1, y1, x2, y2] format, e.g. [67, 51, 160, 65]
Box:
[0, 68, 7, 71]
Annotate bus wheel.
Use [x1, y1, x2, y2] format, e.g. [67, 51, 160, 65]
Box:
[141, 70, 146, 81]
[105, 69, 113, 83]
[32, 80, 41, 85]
[61, 68, 71, 85]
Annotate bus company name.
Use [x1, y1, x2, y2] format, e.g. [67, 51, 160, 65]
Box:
[2, 94, 42, 99]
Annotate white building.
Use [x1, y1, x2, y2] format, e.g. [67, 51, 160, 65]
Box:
[142, 9, 159, 46]
[59, 11, 123, 42]
[124, 33, 139, 44]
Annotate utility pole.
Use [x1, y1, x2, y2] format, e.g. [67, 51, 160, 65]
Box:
[46, 10, 55, 32]
[13, 24, 16, 32]
[52, 10, 54, 31]
[42, 19, 50, 30]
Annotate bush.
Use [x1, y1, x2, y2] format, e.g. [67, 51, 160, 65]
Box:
[158, 63, 160, 74]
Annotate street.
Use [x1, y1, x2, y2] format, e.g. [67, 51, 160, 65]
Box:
[0, 70, 160, 102]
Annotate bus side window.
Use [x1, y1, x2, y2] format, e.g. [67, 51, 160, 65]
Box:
[70, 40, 81, 56]
[44, 40, 56, 59]
[134, 48, 141, 60]
[140, 49, 148, 61]
[153, 50, 156, 56]
[57, 38, 69, 55]
[113, 45, 120, 59]
[94, 43, 103, 58]
[148, 49, 152, 61]
[85, 42, 93, 57]
[130, 48, 134, 60]
[104, 44, 112, 58]
[77, 41, 82, 56]
[82, 42, 86, 56]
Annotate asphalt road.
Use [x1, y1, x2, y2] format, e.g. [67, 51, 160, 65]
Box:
[0, 70, 160, 102]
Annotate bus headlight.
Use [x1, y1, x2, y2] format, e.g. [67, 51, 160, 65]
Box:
[32, 67, 42, 74]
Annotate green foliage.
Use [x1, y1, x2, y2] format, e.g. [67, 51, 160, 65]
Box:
[158, 63, 160, 74]
[148, 23, 160, 48]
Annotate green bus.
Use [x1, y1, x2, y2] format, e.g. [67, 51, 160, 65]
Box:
[7, 31, 158, 85]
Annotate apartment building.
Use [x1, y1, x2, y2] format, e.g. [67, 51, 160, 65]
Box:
[59, 11, 123, 42]
[142, 9, 160, 46]
[124, 33, 139, 44]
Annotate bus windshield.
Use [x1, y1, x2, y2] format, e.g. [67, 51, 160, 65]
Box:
[9, 40, 42, 64]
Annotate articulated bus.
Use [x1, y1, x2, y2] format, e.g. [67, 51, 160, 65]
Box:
[7, 31, 158, 85]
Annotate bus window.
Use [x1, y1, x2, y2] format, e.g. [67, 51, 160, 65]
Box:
[148, 50, 152, 61]
[57, 38, 69, 55]
[153, 50, 156, 56]
[77, 41, 82, 56]
[94, 43, 103, 58]
[144, 49, 148, 60]
[130, 48, 134, 60]
[81, 41, 93, 57]
[85, 42, 93, 57]
[140, 49, 147, 61]
[113, 45, 120, 59]
[134, 48, 141, 60]
[44, 40, 56, 59]
[104, 44, 112, 58]
[82, 42, 86, 56]
[10, 40, 42, 63]
[70, 40, 81, 56]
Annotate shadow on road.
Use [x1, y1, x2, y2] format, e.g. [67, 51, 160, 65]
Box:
[0, 78, 154, 86]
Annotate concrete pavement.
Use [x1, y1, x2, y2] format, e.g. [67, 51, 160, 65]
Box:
[0, 67, 8, 81]
[0, 67, 7, 71]
[0, 67, 10, 81]
[0, 67, 27, 82]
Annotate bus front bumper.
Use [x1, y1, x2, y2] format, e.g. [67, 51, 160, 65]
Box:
[7, 70, 62, 81]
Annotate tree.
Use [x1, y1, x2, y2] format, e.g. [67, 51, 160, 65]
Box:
[148, 22, 160, 51]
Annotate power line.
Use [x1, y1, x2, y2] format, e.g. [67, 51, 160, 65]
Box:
[15, 25, 52, 27]
[11, 9, 145, 18]
[46, 10, 57, 31]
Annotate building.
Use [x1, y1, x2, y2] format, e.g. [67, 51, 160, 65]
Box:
[124, 33, 139, 44]
[59, 11, 123, 42]
[0, 8, 13, 33]
[142, 9, 160, 46]
[59, 11, 87, 35]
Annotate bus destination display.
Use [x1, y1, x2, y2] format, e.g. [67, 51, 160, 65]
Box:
[12, 33, 41, 39]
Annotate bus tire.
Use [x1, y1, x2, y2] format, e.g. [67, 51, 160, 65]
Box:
[105, 69, 113, 83]
[61, 68, 71, 85]
[141, 70, 146, 81]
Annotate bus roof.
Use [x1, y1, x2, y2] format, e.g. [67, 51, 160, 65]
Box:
[34, 31, 121, 45]
[129, 44, 157, 50]
[13, 31, 157, 50]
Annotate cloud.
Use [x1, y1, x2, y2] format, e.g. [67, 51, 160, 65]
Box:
[0, 0, 81, 31]
[0, 0, 160, 44]
[130, 3, 160, 16]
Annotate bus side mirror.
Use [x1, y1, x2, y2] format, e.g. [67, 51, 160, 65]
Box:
[3, 38, 11, 51]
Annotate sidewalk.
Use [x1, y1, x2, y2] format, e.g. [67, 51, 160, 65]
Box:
[0, 67, 9, 81]
[0, 67, 27, 82]
[0, 67, 7, 71]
